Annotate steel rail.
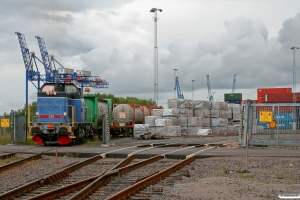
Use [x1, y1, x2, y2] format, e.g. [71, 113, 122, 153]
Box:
[27, 155, 136, 200]
[0, 154, 104, 199]
[27, 173, 105, 200]
[0, 153, 42, 173]
[69, 155, 164, 200]
[106, 156, 195, 200]
[0, 152, 16, 159]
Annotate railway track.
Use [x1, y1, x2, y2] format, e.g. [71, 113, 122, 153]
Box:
[0, 145, 148, 199]
[0, 153, 42, 172]
[0, 141, 227, 200]
[68, 146, 214, 199]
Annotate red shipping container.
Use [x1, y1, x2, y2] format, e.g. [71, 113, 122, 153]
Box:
[262, 93, 300, 103]
[256, 106, 293, 113]
[257, 88, 292, 103]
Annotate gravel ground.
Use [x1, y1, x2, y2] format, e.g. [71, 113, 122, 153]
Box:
[0, 155, 86, 194]
[153, 156, 300, 200]
[1, 154, 300, 199]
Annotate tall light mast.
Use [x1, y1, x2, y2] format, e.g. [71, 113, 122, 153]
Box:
[150, 8, 162, 106]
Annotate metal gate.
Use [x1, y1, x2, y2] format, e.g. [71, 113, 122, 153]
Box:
[14, 114, 27, 143]
[239, 100, 300, 147]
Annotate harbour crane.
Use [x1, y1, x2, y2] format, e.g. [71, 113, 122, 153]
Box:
[206, 75, 213, 101]
[34, 35, 109, 89]
[174, 76, 184, 99]
[15, 32, 46, 106]
[232, 74, 236, 93]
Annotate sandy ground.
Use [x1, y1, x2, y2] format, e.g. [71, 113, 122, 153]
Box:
[156, 156, 300, 200]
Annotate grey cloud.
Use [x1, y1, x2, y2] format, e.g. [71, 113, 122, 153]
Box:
[278, 13, 300, 49]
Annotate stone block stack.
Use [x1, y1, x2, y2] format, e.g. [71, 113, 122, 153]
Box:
[133, 98, 241, 137]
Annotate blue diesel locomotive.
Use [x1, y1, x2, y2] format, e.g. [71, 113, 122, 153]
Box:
[28, 82, 93, 145]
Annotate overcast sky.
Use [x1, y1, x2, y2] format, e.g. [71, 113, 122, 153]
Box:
[1, 0, 300, 113]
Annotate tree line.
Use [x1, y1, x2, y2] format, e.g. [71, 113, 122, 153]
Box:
[4, 94, 155, 116]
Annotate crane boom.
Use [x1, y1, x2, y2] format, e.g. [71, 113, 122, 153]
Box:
[174, 76, 184, 99]
[232, 74, 236, 93]
[35, 36, 56, 82]
[35, 36, 109, 89]
[206, 75, 213, 101]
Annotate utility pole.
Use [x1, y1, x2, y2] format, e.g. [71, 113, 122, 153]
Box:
[192, 80, 195, 101]
[291, 47, 299, 102]
[291, 47, 299, 130]
[150, 8, 163, 106]
[174, 69, 178, 98]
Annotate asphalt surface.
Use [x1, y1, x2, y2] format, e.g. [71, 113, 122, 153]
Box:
[0, 136, 299, 159]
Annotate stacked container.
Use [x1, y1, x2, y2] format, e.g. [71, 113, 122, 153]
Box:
[257, 88, 292, 103]
[224, 93, 242, 104]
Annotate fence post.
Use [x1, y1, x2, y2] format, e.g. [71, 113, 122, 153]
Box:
[10, 110, 15, 144]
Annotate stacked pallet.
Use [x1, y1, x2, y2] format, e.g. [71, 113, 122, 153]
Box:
[133, 98, 241, 137]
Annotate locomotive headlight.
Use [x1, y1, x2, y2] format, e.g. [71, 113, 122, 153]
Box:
[36, 112, 39, 116]
[63, 112, 67, 116]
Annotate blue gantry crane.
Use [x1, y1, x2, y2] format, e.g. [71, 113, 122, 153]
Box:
[15, 32, 47, 106]
[34, 36, 109, 89]
[174, 76, 184, 99]
[16, 32, 110, 106]
[232, 74, 236, 93]
[206, 75, 213, 101]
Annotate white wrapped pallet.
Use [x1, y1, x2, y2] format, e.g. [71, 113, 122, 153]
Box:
[163, 117, 179, 126]
[227, 109, 232, 119]
[227, 126, 239, 135]
[134, 124, 150, 131]
[188, 117, 198, 127]
[212, 102, 220, 110]
[188, 127, 203, 136]
[194, 108, 210, 118]
[152, 109, 163, 117]
[149, 126, 156, 133]
[211, 126, 228, 135]
[219, 110, 228, 119]
[145, 116, 159, 126]
[180, 127, 188, 135]
[162, 109, 176, 117]
[155, 119, 172, 126]
[210, 109, 219, 118]
[219, 102, 228, 110]
[211, 118, 228, 127]
[198, 118, 211, 127]
[197, 129, 212, 136]
[232, 104, 241, 113]
[155, 126, 166, 135]
[184, 99, 194, 108]
[168, 98, 186, 108]
[133, 124, 150, 138]
[165, 126, 181, 136]
[178, 117, 188, 127]
[194, 100, 212, 109]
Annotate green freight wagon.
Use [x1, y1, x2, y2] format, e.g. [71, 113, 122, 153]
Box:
[84, 96, 112, 136]
[224, 93, 242, 101]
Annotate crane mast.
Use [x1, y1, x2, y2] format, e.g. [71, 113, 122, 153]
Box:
[174, 76, 184, 99]
[232, 74, 236, 93]
[35, 36, 55, 82]
[206, 75, 213, 101]
[15, 32, 45, 106]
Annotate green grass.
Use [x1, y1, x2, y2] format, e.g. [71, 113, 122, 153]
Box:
[0, 133, 11, 145]
[276, 174, 284, 179]
[0, 132, 36, 145]
[264, 180, 270, 184]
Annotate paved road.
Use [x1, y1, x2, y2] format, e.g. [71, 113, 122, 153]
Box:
[0, 136, 299, 158]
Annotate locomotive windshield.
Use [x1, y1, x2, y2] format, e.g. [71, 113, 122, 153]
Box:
[40, 83, 79, 95]
[41, 84, 55, 92]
